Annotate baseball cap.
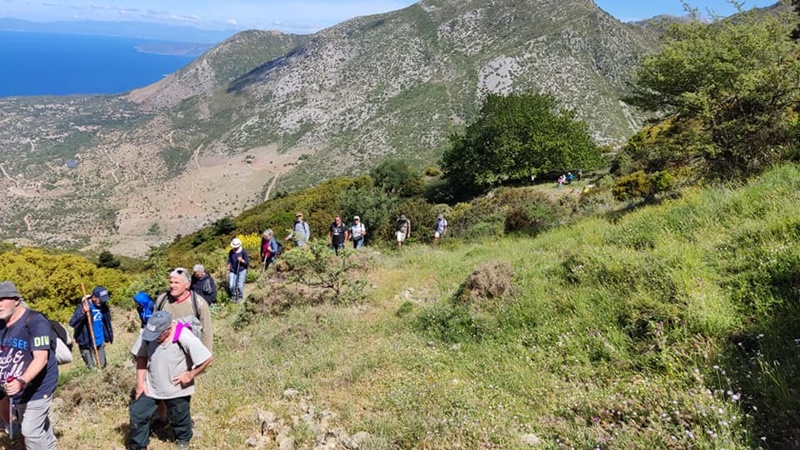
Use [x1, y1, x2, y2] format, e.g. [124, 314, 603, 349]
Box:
[142, 310, 172, 341]
[353, 216, 360, 220]
[92, 286, 110, 303]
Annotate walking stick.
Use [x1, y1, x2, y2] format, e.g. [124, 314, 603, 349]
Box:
[6, 379, 13, 441]
[81, 284, 102, 370]
[261, 252, 268, 273]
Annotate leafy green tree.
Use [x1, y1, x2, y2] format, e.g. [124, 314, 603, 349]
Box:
[0, 248, 128, 321]
[212, 216, 237, 236]
[441, 93, 600, 193]
[97, 249, 121, 269]
[336, 183, 398, 243]
[625, 12, 800, 177]
[370, 159, 424, 197]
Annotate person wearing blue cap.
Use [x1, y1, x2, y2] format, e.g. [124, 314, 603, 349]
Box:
[68, 285, 114, 368]
[128, 311, 213, 450]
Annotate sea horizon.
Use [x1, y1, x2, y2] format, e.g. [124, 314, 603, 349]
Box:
[0, 30, 196, 97]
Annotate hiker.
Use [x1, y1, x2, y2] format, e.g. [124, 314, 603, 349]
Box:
[156, 268, 213, 351]
[349, 215, 366, 249]
[133, 291, 154, 328]
[0, 281, 59, 449]
[396, 214, 411, 250]
[226, 238, 249, 302]
[260, 229, 279, 271]
[286, 212, 310, 248]
[557, 174, 566, 189]
[567, 172, 574, 184]
[434, 213, 448, 245]
[578, 169, 583, 181]
[68, 285, 113, 369]
[328, 215, 347, 255]
[128, 311, 213, 450]
[190, 265, 217, 305]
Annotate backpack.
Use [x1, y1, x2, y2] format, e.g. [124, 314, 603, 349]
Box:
[275, 241, 284, 256]
[156, 291, 203, 339]
[25, 310, 73, 365]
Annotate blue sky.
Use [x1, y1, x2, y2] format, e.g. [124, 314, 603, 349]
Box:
[0, 0, 774, 33]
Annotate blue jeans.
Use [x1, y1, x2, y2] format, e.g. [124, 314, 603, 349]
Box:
[352, 237, 364, 249]
[228, 270, 246, 301]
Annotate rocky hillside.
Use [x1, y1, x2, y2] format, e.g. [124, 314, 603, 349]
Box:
[0, 0, 660, 256]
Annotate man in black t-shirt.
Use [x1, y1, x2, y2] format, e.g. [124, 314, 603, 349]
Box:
[0, 281, 58, 447]
[328, 215, 347, 256]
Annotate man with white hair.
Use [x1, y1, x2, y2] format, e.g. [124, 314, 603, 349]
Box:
[190, 265, 217, 305]
[155, 268, 213, 351]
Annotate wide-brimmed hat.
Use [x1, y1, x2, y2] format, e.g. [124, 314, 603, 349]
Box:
[231, 238, 242, 248]
[142, 310, 172, 341]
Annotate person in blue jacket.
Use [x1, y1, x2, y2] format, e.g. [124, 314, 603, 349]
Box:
[134, 291, 154, 328]
[69, 285, 114, 368]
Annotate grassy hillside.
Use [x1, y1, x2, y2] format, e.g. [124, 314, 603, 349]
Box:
[14, 163, 800, 449]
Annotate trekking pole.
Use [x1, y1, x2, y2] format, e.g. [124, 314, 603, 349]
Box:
[262, 252, 268, 273]
[5, 377, 14, 441]
[80, 284, 102, 371]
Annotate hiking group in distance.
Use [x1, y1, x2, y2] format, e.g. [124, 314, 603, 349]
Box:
[0, 210, 448, 449]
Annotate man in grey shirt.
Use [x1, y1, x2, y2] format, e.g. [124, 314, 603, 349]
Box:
[127, 311, 213, 450]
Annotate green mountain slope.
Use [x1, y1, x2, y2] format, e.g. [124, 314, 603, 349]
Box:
[0, 0, 661, 253]
[39, 163, 800, 449]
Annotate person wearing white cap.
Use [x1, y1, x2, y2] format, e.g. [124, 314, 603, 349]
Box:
[349, 215, 366, 249]
[226, 238, 250, 302]
[434, 213, 448, 245]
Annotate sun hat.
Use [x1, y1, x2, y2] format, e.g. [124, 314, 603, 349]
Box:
[142, 311, 172, 341]
[231, 238, 242, 248]
[353, 215, 360, 220]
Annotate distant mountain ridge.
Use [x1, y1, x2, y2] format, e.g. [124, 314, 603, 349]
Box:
[0, 0, 662, 255]
[0, 17, 237, 43]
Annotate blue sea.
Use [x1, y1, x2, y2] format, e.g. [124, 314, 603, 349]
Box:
[0, 31, 195, 97]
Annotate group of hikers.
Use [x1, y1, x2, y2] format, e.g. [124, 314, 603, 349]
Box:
[0, 268, 215, 450]
[0, 211, 451, 449]
[556, 169, 582, 189]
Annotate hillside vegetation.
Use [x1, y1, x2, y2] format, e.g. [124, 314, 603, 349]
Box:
[6, 163, 799, 449]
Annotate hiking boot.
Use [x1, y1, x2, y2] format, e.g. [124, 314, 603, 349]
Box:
[176, 441, 190, 450]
